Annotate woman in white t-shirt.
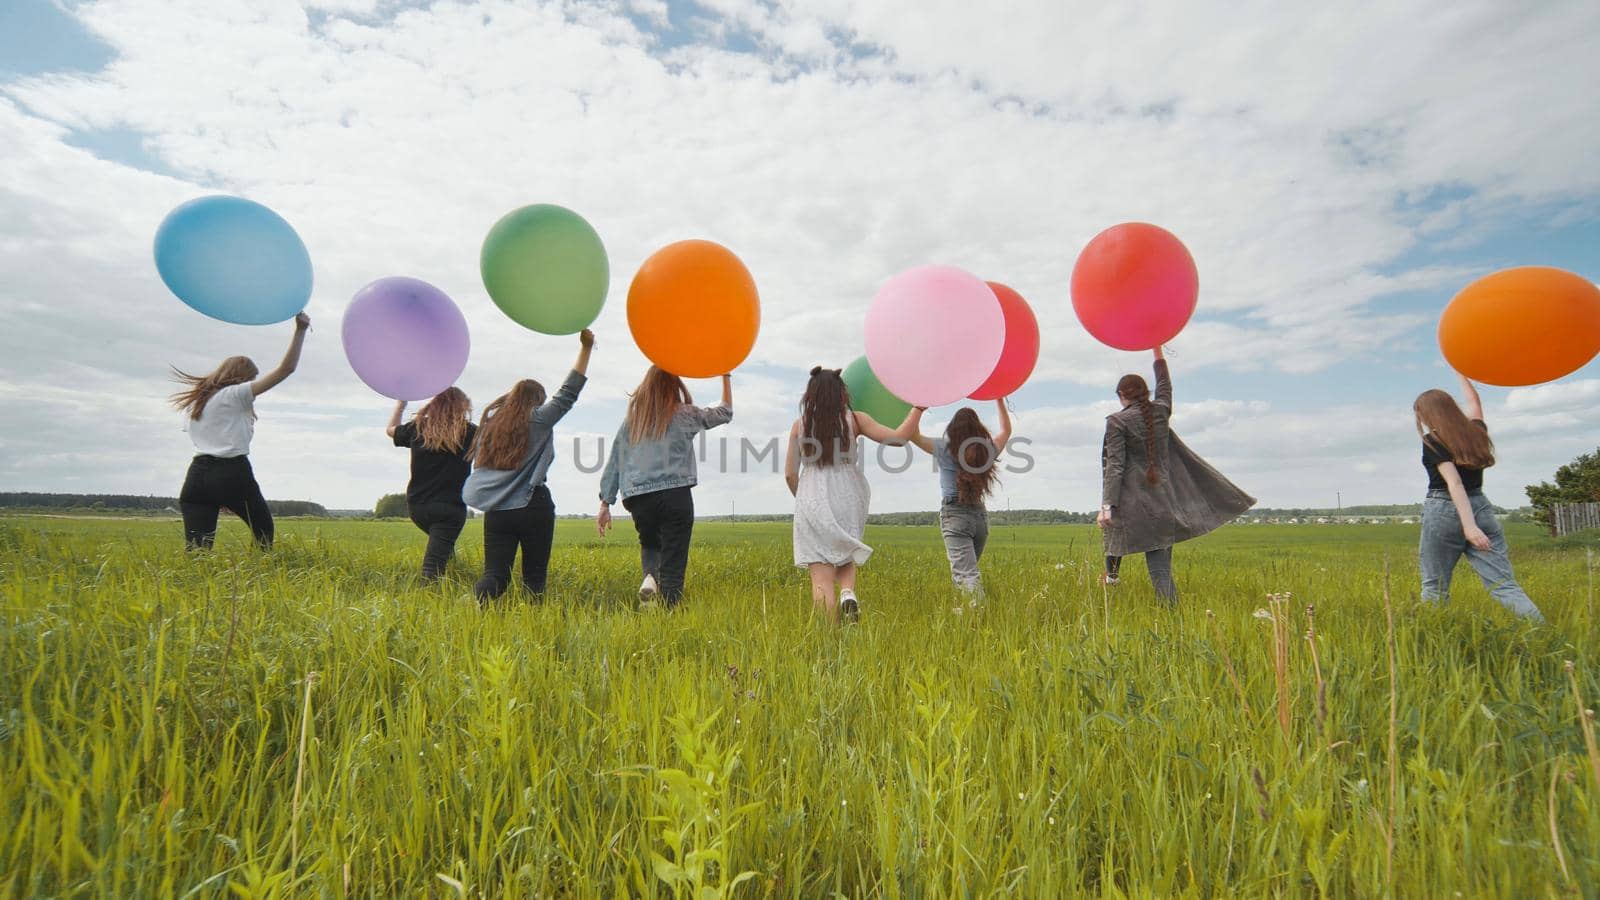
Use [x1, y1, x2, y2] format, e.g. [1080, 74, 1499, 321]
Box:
[169, 312, 310, 549]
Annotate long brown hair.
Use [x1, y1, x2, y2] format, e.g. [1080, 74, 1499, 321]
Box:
[800, 367, 853, 466]
[1116, 373, 1160, 486]
[945, 407, 1000, 505]
[414, 387, 472, 453]
[1414, 389, 1495, 468]
[626, 367, 691, 444]
[471, 379, 547, 470]
[170, 356, 258, 420]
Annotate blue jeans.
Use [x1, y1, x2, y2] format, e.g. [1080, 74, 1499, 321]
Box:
[1419, 493, 1542, 621]
[939, 502, 989, 594]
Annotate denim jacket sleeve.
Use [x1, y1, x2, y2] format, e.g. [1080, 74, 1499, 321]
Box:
[532, 370, 587, 427]
[599, 423, 625, 505]
[691, 404, 733, 432]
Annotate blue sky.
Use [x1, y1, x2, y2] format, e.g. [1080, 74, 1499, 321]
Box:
[1, 0, 1597, 513]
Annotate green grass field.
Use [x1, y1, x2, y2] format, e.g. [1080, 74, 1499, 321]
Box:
[4, 514, 1599, 896]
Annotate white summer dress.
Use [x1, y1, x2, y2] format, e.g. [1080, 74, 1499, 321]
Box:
[793, 423, 872, 568]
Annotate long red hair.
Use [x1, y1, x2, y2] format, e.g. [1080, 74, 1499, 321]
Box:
[471, 380, 546, 470]
[1414, 389, 1494, 468]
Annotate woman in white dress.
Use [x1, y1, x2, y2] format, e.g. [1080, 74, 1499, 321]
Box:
[784, 367, 921, 624]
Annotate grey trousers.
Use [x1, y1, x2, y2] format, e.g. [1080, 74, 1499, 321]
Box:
[1420, 493, 1542, 621]
[940, 502, 989, 593]
[1144, 547, 1177, 603]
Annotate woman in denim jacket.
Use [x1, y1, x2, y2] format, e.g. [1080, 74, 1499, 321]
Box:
[463, 330, 594, 603]
[597, 367, 733, 608]
[1414, 373, 1542, 621]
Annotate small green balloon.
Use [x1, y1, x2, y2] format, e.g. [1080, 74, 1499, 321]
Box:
[842, 355, 912, 428]
[480, 204, 608, 335]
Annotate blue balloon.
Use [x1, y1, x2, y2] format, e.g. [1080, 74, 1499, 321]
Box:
[153, 196, 312, 325]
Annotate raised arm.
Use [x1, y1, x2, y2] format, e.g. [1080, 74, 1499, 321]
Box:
[783, 420, 802, 496]
[573, 328, 595, 376]
[533, 330, 595, 426]
[250, 312, 311, 396]
[1152, 348, 1172, 411]
[854, 407, 923, 446]
[899, 408, 934, 454]
[992, 399, 1012, 452]
[386, 400, 406, 438]
[691, 375, 735, 431]
[1438, 461, 1491, 550]
[1458, 372, 1484, 422]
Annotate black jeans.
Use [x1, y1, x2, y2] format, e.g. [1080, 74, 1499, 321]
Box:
[179, 455, 274, 550]
[409, 501, 467, 581]
[474, 486, 555, 602]
[623, 486, 695, 605]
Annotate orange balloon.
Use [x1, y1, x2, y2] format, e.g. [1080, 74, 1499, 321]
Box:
[1438, 266, 1600, 386]
[627, 240, 760, 378]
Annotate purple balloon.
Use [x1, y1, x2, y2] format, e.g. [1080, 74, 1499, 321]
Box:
[342, 276, 470, 401]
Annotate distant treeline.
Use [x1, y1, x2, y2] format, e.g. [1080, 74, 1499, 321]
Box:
[1249, 503, 1511, 518]
[0, 492, 327, 517]
[869, 509, 1097, 526]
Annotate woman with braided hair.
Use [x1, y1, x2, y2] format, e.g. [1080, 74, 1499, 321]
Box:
[1097, 347, 1253, 603]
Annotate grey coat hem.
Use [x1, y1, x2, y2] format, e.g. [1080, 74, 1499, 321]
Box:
[1104, 431, 1254, 556]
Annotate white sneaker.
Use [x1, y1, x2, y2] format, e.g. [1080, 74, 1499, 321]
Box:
[840, 589, 860, 623]
[639, 574, 659, 606]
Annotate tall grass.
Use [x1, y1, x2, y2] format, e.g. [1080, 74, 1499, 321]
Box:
[2, 516, 1597, 895]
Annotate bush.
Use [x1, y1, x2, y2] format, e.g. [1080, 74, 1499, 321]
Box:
[374, 493, 408, 518]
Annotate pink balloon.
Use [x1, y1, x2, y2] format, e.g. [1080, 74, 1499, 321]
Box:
[865, 265, 1004, 407]
[969, 281, 1040, 400]
[1071, 223, 1198, 350]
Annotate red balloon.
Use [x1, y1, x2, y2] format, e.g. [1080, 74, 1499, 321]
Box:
[969, 282, 1039, 400]
[1071, 223, 1198, 350]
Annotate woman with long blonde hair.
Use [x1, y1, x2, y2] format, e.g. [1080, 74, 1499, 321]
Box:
[462, 330, 594, 603]
[170, 312, 310, 550]
[1414, 373, 1541, 620]
[597, 366, 733, 608]
[386, 386, 475, 581]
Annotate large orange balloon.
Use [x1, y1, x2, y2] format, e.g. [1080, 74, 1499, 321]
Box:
[627, 240, 760, 378]
[1438, 266, 1600, 386]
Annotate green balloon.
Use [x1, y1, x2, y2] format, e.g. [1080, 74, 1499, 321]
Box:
[480, 204, 608, 334]
[842, 356, 912, 428]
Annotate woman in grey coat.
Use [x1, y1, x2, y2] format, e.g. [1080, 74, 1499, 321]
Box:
[1097, 347, 1254, 602]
